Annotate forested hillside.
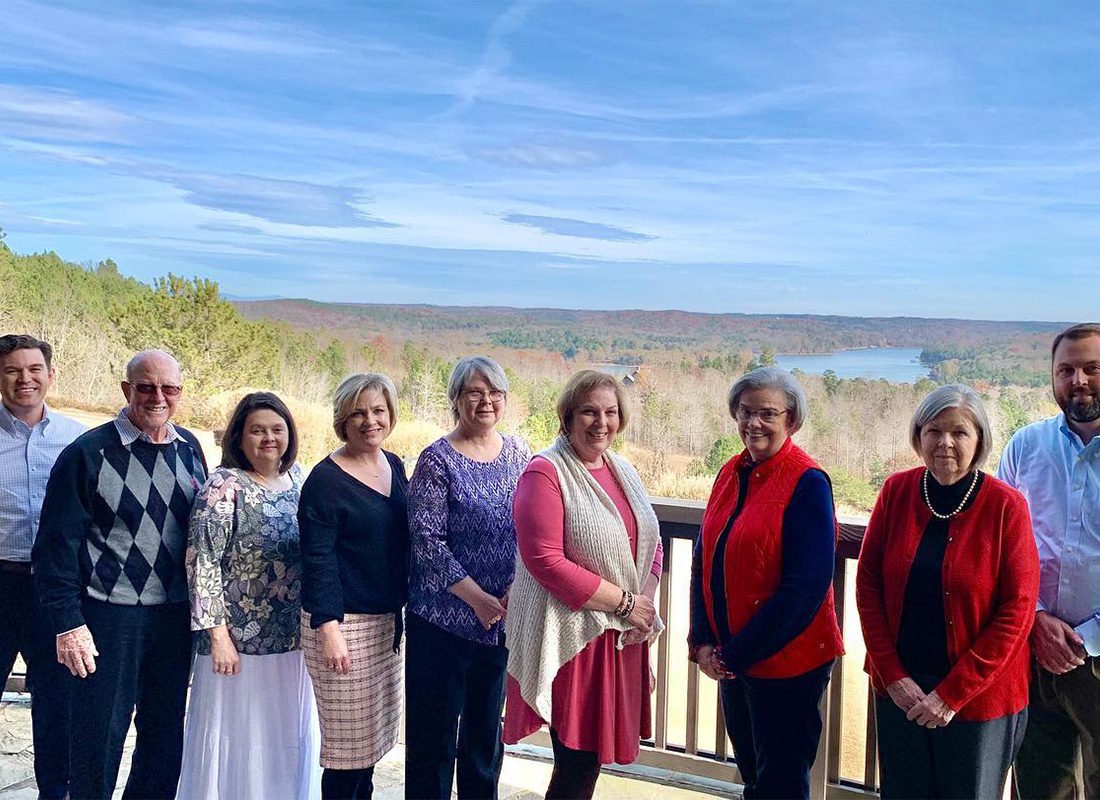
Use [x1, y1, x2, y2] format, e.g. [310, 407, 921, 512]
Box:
[0, 239, 1060, 512]
[237, 298, 1065, 386]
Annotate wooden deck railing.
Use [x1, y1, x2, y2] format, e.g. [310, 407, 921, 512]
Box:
[646, 497, 879, 799]
[5, 497, 881, 799]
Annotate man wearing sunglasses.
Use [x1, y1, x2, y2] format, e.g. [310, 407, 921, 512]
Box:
[33, 349, 208, 800]
[0, 333, 86, 800]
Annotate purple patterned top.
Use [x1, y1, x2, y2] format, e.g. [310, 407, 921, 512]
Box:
[407, 435, 531, 645]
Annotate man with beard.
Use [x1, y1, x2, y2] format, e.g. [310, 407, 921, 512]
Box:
[998, 322, 1100, 800]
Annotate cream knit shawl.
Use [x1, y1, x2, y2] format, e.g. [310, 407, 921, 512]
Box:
[506, 435, 662, 721]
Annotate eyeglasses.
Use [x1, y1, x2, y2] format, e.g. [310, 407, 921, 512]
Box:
[735, 406, 786, 423]
[461, 389, 505, 403]
[130, 382, 182, 397]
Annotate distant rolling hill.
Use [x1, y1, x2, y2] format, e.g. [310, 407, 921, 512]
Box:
[233, 299, 1067, 385]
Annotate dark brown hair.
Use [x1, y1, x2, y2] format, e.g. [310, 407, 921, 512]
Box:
[220, 392, 298, 474]
[0, 334, 53, 369]
[1052, 323, 1100, 362]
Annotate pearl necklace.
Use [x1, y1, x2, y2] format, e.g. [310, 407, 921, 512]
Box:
[922, 468, 980, 520]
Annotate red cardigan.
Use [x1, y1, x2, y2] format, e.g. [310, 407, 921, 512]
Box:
[855, 467, 1039, 721]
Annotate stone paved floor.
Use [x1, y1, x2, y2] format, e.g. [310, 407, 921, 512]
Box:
[0, 698, 732, 799]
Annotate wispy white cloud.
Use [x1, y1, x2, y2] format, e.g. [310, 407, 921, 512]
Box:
[1, 137, 111, 165]
[449, 0, 541, 117]
[154, 170, 400, 229]
[468, 137, 618, 170]
[500, 213, 656, 243]
[1, 1, 1098, 320]
[0, 85, 137, 143]
[172, 19, 334, 56]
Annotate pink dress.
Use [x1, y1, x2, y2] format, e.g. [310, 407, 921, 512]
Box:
[502, 457, 663, 764]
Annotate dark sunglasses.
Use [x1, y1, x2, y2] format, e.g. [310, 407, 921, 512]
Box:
[130, 382, 182, 397]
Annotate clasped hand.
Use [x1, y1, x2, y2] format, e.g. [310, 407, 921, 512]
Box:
[471, 588, 507, 631]
[1031, 611, 1086, 675]
[886, 678, 955, 728]
[694, 644, 734, 682]
[620, 594, 656, 646]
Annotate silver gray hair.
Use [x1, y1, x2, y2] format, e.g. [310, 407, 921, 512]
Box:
[447, 356, 509, 420]
[332, 372, 399, 441]
[727, 367, 808, 430]
[125, 349, 181, 382]
[908, 384, 993, 469]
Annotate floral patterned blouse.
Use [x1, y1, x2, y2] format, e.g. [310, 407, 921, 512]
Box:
[186, 465, 305, 656]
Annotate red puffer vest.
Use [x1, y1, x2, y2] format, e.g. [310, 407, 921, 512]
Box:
[700, 438, 844, 678]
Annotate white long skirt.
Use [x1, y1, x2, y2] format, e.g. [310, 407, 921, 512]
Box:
[177, 649, 321, 800]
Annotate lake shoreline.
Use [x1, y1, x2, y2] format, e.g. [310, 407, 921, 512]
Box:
[774, 347, 931, 384]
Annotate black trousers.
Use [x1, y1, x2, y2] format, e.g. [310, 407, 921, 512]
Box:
[404, 612, 507, 800]
[719, 660, 833, 800]
[0, 568, 72, 799]
[69, 599, 192, 800]
[1015, 657, 1100, 800]
[876, 692, 1025, 799]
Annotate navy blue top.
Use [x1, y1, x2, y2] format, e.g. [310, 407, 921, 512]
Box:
[690, 464, 836, 674]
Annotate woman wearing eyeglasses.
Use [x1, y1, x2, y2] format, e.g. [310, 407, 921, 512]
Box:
[404, 356, 530, 800]
[688, 367, 844, 800]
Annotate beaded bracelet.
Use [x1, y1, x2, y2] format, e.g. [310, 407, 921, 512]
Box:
[615, 589, 636, 619]
[616, 589, 633, 620]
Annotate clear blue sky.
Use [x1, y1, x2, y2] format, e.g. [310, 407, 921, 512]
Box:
[0, 1, 1095, 320]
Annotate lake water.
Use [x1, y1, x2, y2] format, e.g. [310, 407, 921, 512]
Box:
[774, 347, 930, 383]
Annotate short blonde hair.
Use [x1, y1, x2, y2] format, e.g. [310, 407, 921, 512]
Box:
[332, 373, 399, 442]
[908, 384, 993, 470]
[556, 370, 630, 435]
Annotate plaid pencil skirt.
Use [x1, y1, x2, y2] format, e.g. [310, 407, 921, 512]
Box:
[301, 611, 403, 769]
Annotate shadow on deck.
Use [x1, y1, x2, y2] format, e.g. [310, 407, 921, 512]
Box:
[0, 699, 739, 800]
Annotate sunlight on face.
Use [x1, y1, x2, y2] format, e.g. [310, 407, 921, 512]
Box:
[567, 385, 620, 466]
[735, 387, 793, 463]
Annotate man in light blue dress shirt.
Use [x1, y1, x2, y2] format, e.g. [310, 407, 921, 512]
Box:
[0, 333, 86, 800]
[998, 323, 1100, 800]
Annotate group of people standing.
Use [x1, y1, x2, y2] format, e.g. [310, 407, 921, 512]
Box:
[0, 323, 1097, 800]
[688, 324, 1100, 800]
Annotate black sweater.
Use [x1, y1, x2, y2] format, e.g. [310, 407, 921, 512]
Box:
[897, 470, 984, 683]
[298, 453, 410, 628]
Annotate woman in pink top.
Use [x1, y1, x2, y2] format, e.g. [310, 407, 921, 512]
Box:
[504, 370, 663, 800]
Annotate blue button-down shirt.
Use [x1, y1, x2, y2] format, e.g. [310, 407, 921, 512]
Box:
[998, 413, 1100, 640]
[0, 402, 87, 561]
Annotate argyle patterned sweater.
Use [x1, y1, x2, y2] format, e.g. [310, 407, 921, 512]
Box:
[33, 421, 208, 634]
